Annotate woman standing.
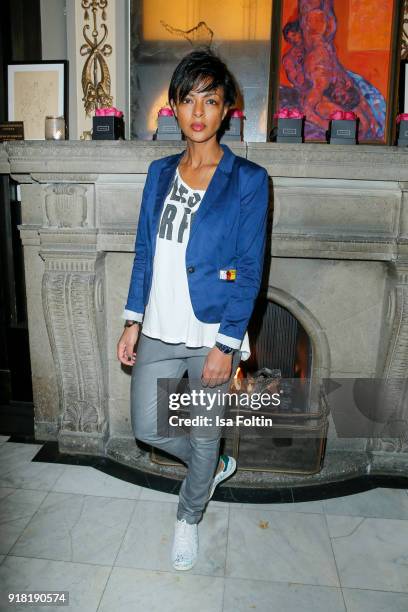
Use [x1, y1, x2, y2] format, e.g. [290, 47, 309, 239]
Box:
[117, 48, 269, 570]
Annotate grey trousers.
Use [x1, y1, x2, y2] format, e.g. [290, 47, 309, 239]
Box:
[130, 332, 241, 524]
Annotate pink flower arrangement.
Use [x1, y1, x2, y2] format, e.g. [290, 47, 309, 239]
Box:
[158, 107, 174, 116]
[274, 108, 304, 119]
[95, 107, 123, 118]
[329, 110, 357, 120]
[229, 108, 245, 118]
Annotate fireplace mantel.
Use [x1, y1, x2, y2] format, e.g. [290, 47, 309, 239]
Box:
[2, 139, 407, 179]
[2, 140, 408, 487]
[3, 140, 408, 263]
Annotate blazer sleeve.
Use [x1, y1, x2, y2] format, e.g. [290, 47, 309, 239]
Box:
[216, 166, 269, 347]
[122, 161, 156, 319]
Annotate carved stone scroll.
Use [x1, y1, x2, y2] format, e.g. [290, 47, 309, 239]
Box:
[40, 252, 108, 454]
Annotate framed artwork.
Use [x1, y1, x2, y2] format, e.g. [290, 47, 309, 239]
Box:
[7, 61, 69, 140]
[276, 0, 402, 143]
[129, 0, 274, 142]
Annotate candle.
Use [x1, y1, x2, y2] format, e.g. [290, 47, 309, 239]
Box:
[45, 116, 66, 140]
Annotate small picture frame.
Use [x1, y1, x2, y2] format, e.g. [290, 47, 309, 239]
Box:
[7, 61, 69, 140]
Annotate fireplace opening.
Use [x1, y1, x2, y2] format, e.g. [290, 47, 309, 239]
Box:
[242, 296, 312, 379]
[150, 296, 328, 476]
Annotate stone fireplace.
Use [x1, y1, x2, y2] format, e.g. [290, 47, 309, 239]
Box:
[1, 140, 408, 489]
[152, 297, 322, 476]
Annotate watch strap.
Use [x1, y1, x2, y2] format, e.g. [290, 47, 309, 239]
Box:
[124, 320, 140, 328]
[215, 341, 235, 355]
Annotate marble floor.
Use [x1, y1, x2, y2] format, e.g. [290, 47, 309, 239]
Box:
[0, 435, 407, 612]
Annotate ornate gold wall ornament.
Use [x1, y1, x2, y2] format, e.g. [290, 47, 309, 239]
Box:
[80, 0, 113, 116]
[80, 130, 93, 140]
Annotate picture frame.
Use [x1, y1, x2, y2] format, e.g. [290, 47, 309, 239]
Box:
[274, 0, 402, 144]
[7, 60, 69, 140]
[129, 0, 274, 142]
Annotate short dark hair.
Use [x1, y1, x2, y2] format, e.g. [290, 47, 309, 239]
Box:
[168, 47, 237, 108]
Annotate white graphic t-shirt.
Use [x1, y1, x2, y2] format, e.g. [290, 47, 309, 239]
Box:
[141, 166, 251, 361]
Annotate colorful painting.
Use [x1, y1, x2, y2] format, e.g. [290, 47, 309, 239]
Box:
[278, 0, 398, 143]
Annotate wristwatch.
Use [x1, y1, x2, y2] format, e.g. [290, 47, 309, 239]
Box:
[124, 320, 140, 328]
[215, 341, 235, 355]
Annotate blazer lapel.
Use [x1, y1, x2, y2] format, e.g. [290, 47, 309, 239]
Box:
[152, 143, 235, 245]
[189, 144, 234, 241]
[152, 150, 184, 227]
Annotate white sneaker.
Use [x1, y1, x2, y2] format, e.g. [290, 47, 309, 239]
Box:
[207, 454, 237, 502]
[171, 518, 199, 571]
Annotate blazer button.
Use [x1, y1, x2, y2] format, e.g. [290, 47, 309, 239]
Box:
[187, 266, 195, 273]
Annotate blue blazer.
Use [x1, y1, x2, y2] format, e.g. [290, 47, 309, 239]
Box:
[123, 142, 269, 349]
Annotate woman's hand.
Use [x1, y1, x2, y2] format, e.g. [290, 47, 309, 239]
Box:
[117, 325, 140, 366]
[201, 346, 233, 387]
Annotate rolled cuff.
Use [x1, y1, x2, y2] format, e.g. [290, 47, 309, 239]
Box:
[122, 309, 144, 323]
[215, 332, 242, 350]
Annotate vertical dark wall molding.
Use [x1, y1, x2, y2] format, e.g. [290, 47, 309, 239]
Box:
[0, 0, 42, 405]
[266, 0, 283, 141]
[8, 0, 42, 62]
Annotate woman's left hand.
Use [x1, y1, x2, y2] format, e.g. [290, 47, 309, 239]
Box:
[201, 347, 233, 388]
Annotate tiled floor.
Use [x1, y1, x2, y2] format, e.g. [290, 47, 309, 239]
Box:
[0, 435, 407, 612]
